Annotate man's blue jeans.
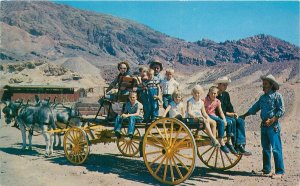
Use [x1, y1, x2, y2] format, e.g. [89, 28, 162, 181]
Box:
[225, 116, 246, 146]
[261, 122, 284, 174]
[114, 115, 143, 135]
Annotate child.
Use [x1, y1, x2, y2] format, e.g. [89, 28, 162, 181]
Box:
[141, 69, 161, 122]
[160, 69, 179, 111]
[162, 90, 184, 120]
[187, 85, 220, 147]
[203, 86, 236, 153]
[114, 92, 143, 140]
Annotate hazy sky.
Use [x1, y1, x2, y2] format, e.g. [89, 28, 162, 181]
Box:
[56, 1, 300, 46]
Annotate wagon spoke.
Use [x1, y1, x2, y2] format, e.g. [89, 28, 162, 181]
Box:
[119, 141, 126, 148]
[215, 148, 219, 167]
[125, 143, 130, 153]
[121, 143, 128, 152]
[172, 157, 183, 179]
[175, 152, 193, 160]
[207, 147, 217, 164]
[169, 157, 175, 182]
[224, 151, 233, 164]
[172, 135, 189, 150]
[154, 155, 167, 175]
[162, 122, 169, 145]
[170, 121, 174, 145]
[145, 150, 162, 156]
[149, 133, 166, 147]
[174, 154, 189, 171]
[149, 153, 165, 166]
[220, 148, 225, 168]
[131, 141, 138, 150]
[155, 126, 169, 146]
[66, 136, 74, 143]
[163, 157, 169, 181]
[172, 126, 183, 146]
[130, 144, 136, 153]
[146, 140, 164, 149]
[201, 146, 214, 156]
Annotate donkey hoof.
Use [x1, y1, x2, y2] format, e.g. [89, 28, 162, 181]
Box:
[22, 146, 26, 150]
[28, 146, 32, 150]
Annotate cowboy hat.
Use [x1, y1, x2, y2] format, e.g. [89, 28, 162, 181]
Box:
[214, 76, 231, 84]
[149, 59, 163, 70]
[261, 74, 279, 90]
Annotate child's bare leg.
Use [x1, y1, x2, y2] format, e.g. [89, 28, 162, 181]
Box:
[208, 118, 217, 137]
[203, 120, 217, 141]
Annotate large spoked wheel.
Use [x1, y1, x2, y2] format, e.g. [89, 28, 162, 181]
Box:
[197, 131, 242, 170]
[64, 127, 90, 165]
[143, 118, 196, 185]
[117, 128, 141, 157]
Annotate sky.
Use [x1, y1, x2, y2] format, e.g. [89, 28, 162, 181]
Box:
[56, 1, 300, 46]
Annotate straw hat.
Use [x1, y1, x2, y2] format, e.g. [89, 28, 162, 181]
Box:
[214, 76, 231, 84]
[261, 74, 279, 90]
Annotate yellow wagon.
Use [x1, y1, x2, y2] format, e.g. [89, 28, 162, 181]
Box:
[62, 76, 242, 185]
[63, 117, 242, 185]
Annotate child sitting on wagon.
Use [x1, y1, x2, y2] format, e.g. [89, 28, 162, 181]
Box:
[203, 86, 236, 154]
[162, 90, 184, 120]
[187, 85, 220, 147]
[160, 68, 179, 112]
[114, 91, 143, 141]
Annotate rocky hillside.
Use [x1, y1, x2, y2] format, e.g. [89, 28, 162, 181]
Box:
[1, 1, 299, 68]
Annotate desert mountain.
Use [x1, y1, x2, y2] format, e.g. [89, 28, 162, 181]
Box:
[1, 1, 299, 68]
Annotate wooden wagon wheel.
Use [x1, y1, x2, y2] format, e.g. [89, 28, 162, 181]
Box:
[117, 128, 141, 157]
[197, 131, 242, 170]
[143, 118, 196, 185]
[64, 127, 90, 165]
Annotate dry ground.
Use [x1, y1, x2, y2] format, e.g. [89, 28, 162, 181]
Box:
[0, 64, 299, 186]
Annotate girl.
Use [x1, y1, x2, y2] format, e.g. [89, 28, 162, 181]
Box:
[162, 90, 184, 120]
[203, 86, 234, 153]
[187, 85, 219, 147]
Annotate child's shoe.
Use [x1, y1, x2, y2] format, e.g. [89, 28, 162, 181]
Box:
[225, 142, 238, 154]
[124, 134, 133, 141]
[210, 138, 220, 147]
[112, 131, 121, 139]
[220, 145, 230, 153]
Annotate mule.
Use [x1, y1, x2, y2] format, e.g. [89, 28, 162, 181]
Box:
[3, 101, 57, 156]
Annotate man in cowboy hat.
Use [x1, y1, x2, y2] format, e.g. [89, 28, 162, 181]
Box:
[215, 76, 251, 155]
[241, 74, 285, 179]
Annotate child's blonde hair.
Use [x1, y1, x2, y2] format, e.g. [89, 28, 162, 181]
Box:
[129, 91, 137, 97]
[165, 68, 175, 74]
[147, 68, 154, 75]
[172, 90, 183, 101]
[191, 85, 204, 95]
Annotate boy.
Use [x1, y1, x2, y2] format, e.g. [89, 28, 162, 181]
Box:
[114, 92, 143, 140]
[142, 69, 161, 122]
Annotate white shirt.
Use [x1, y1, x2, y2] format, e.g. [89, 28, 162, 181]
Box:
[187, 97, 204, 117]
[160, 78, 179, 95]
[168, 101, 184, 118]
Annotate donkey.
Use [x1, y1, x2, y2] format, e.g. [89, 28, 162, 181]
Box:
[51, 103, 81, 146]
[3, 101, 57, 156]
